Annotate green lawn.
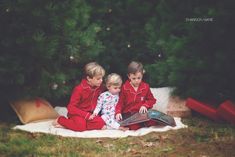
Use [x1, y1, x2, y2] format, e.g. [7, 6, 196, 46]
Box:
[0, 116, 234, 157]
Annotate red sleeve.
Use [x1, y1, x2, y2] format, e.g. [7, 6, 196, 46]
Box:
[143, 86, 156, 109]
[115, 86, 125, 115]
[67, 86, 91, 119]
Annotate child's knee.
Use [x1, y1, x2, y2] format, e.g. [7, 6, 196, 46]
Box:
[128, 124, 141, 130]
[145, 120, 158, 127]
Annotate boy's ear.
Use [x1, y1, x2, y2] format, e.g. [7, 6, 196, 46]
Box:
[86, 76, 92, 81]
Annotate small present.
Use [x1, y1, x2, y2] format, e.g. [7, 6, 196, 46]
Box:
[186, 98, 220, 121]
[217, 100, 235, 125]
[167, 96, 191, 118]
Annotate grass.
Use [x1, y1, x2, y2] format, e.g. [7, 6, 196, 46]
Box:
[0, 116, 235, 157]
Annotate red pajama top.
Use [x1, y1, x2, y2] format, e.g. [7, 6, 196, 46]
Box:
[67, 79, 104, 120]
[115, 80, 156, 114]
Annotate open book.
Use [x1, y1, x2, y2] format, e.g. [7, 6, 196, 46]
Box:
[119, 109, 176, 127]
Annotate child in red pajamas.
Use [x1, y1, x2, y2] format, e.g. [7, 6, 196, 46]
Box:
[53, 62, 106, 131]
[115, 61, 157, 130]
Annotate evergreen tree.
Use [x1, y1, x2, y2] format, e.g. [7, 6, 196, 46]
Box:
[88, 0, 158, 79]
[0, 0, 103, 102]
[145, 0, 235, 102]
[1, 0, 234, 105]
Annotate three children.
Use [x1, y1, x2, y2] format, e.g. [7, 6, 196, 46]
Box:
[53, 61, 157, 131]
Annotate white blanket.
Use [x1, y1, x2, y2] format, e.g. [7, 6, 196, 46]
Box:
[14, 108, 187, 138]
[13, 87, 187, 138]
[14, 117, 186, 138]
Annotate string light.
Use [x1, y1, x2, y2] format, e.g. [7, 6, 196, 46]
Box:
[51, 83, 58, 90]
[69, 55, 74, 61]
[106, 27, 111, 31]
[158, 53, 162, 58]
[108, 8, 112, 13]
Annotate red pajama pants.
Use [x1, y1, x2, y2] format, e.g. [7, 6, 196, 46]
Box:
[127, 120, 158, 130]
[58, 115, 105, 131]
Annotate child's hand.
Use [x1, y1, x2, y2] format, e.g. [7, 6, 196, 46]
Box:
[139, 106, 147, 114]
[93, 112, 98, 117]
[88, 114, 94, 120]
[116, 113, 122, 121]
[89, 112, 97, 120]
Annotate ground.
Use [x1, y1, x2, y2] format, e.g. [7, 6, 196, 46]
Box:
[0, 115, 234, 157]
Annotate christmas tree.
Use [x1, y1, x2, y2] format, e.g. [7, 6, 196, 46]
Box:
[0, 0, 234, 105]
[0, 0, 104, 103]
[88, 0, 159, 79]
[144, 0, 235, 102]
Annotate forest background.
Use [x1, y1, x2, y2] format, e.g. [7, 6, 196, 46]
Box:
[0, 0, 234, 107]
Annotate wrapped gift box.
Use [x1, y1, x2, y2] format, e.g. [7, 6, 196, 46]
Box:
[167, 96, 191, 118]
[217, 100, 235, 125]
[186, 98, 220, 121]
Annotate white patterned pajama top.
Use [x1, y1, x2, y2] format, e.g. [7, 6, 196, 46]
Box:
[93, 91, 120, 129]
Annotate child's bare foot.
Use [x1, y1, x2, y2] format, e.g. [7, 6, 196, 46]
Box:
[101, 125, 107, 130]
[52, 118, 64, 128]
[119, 126, 129, 131]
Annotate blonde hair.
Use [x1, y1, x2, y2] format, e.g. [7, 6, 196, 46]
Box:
[127, 61, 145, 74]
[106, 73, 122, 87]
[84, 62, 105, 78]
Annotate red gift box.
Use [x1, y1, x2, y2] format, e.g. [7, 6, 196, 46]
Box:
[186, 98, 220, 121]
[217, 100, 235, 125]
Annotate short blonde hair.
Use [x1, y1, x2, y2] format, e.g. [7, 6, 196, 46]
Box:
[84, 62, 105, 78]
[106, 73, 122, 87]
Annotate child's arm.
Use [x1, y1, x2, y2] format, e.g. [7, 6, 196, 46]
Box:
[115, 87, 125, 115]
[93, 94, 104, 116]
[115, 87, 126, 121]
[115, 92, 125, 121]
[89, 94, 104, 120]
[142, 85, 156, 109]
[67, 86, 92, 119]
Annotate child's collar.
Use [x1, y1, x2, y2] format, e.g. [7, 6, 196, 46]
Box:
[81, 79, 99, 90]
[124, 80, 146, 92]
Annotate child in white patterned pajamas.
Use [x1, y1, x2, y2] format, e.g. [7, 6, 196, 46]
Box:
[91, 73, 128, 131]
